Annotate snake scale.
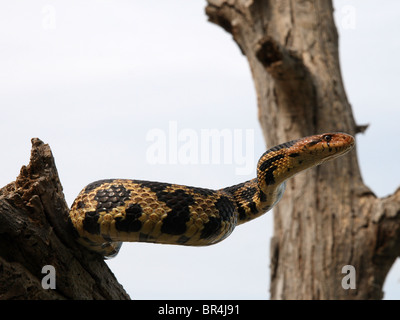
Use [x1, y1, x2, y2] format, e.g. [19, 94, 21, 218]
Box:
[69, 133, 354, 258]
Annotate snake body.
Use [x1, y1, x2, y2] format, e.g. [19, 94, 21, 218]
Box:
[69, 133, 354, 258]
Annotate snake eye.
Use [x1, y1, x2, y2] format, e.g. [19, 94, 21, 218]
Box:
[323, 134, 332, 142]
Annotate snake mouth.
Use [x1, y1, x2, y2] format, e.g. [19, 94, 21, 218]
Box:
[327, 132, 355, 153]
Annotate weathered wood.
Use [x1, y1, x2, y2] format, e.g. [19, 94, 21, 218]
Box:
[206, 0, 400, 299]
[0, 138, 130, 299]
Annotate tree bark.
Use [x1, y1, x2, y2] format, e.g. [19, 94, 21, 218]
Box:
[206, 0, 400, 299]
[0, 138, 129, 299]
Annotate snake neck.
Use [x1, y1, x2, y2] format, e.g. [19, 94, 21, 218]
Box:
[221, 179, 286, 225]
[222, 133, 355, 225]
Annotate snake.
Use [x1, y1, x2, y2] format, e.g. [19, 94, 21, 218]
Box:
[69, 132, 354, 258]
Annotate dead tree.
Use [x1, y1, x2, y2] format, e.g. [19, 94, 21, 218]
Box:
[0, 139, 129, 299]
[205, 0, 400, 299]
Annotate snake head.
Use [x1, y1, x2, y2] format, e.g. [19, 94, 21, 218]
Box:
[257, 132, 355, 190]
[294, 132, 355, 164]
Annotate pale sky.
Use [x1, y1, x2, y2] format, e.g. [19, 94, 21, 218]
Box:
[1, 0, 399, 299]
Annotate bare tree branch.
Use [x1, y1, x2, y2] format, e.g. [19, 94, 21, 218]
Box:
[0, 138, 130, 299]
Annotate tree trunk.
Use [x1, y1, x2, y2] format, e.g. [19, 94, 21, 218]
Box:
[0, 138, 129, 299]
[206, 0, 400, 299]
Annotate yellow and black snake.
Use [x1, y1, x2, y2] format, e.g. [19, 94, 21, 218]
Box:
[69, 133, 354, 258]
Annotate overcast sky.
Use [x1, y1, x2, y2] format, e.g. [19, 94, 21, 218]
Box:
[1, 0, 399, 299]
